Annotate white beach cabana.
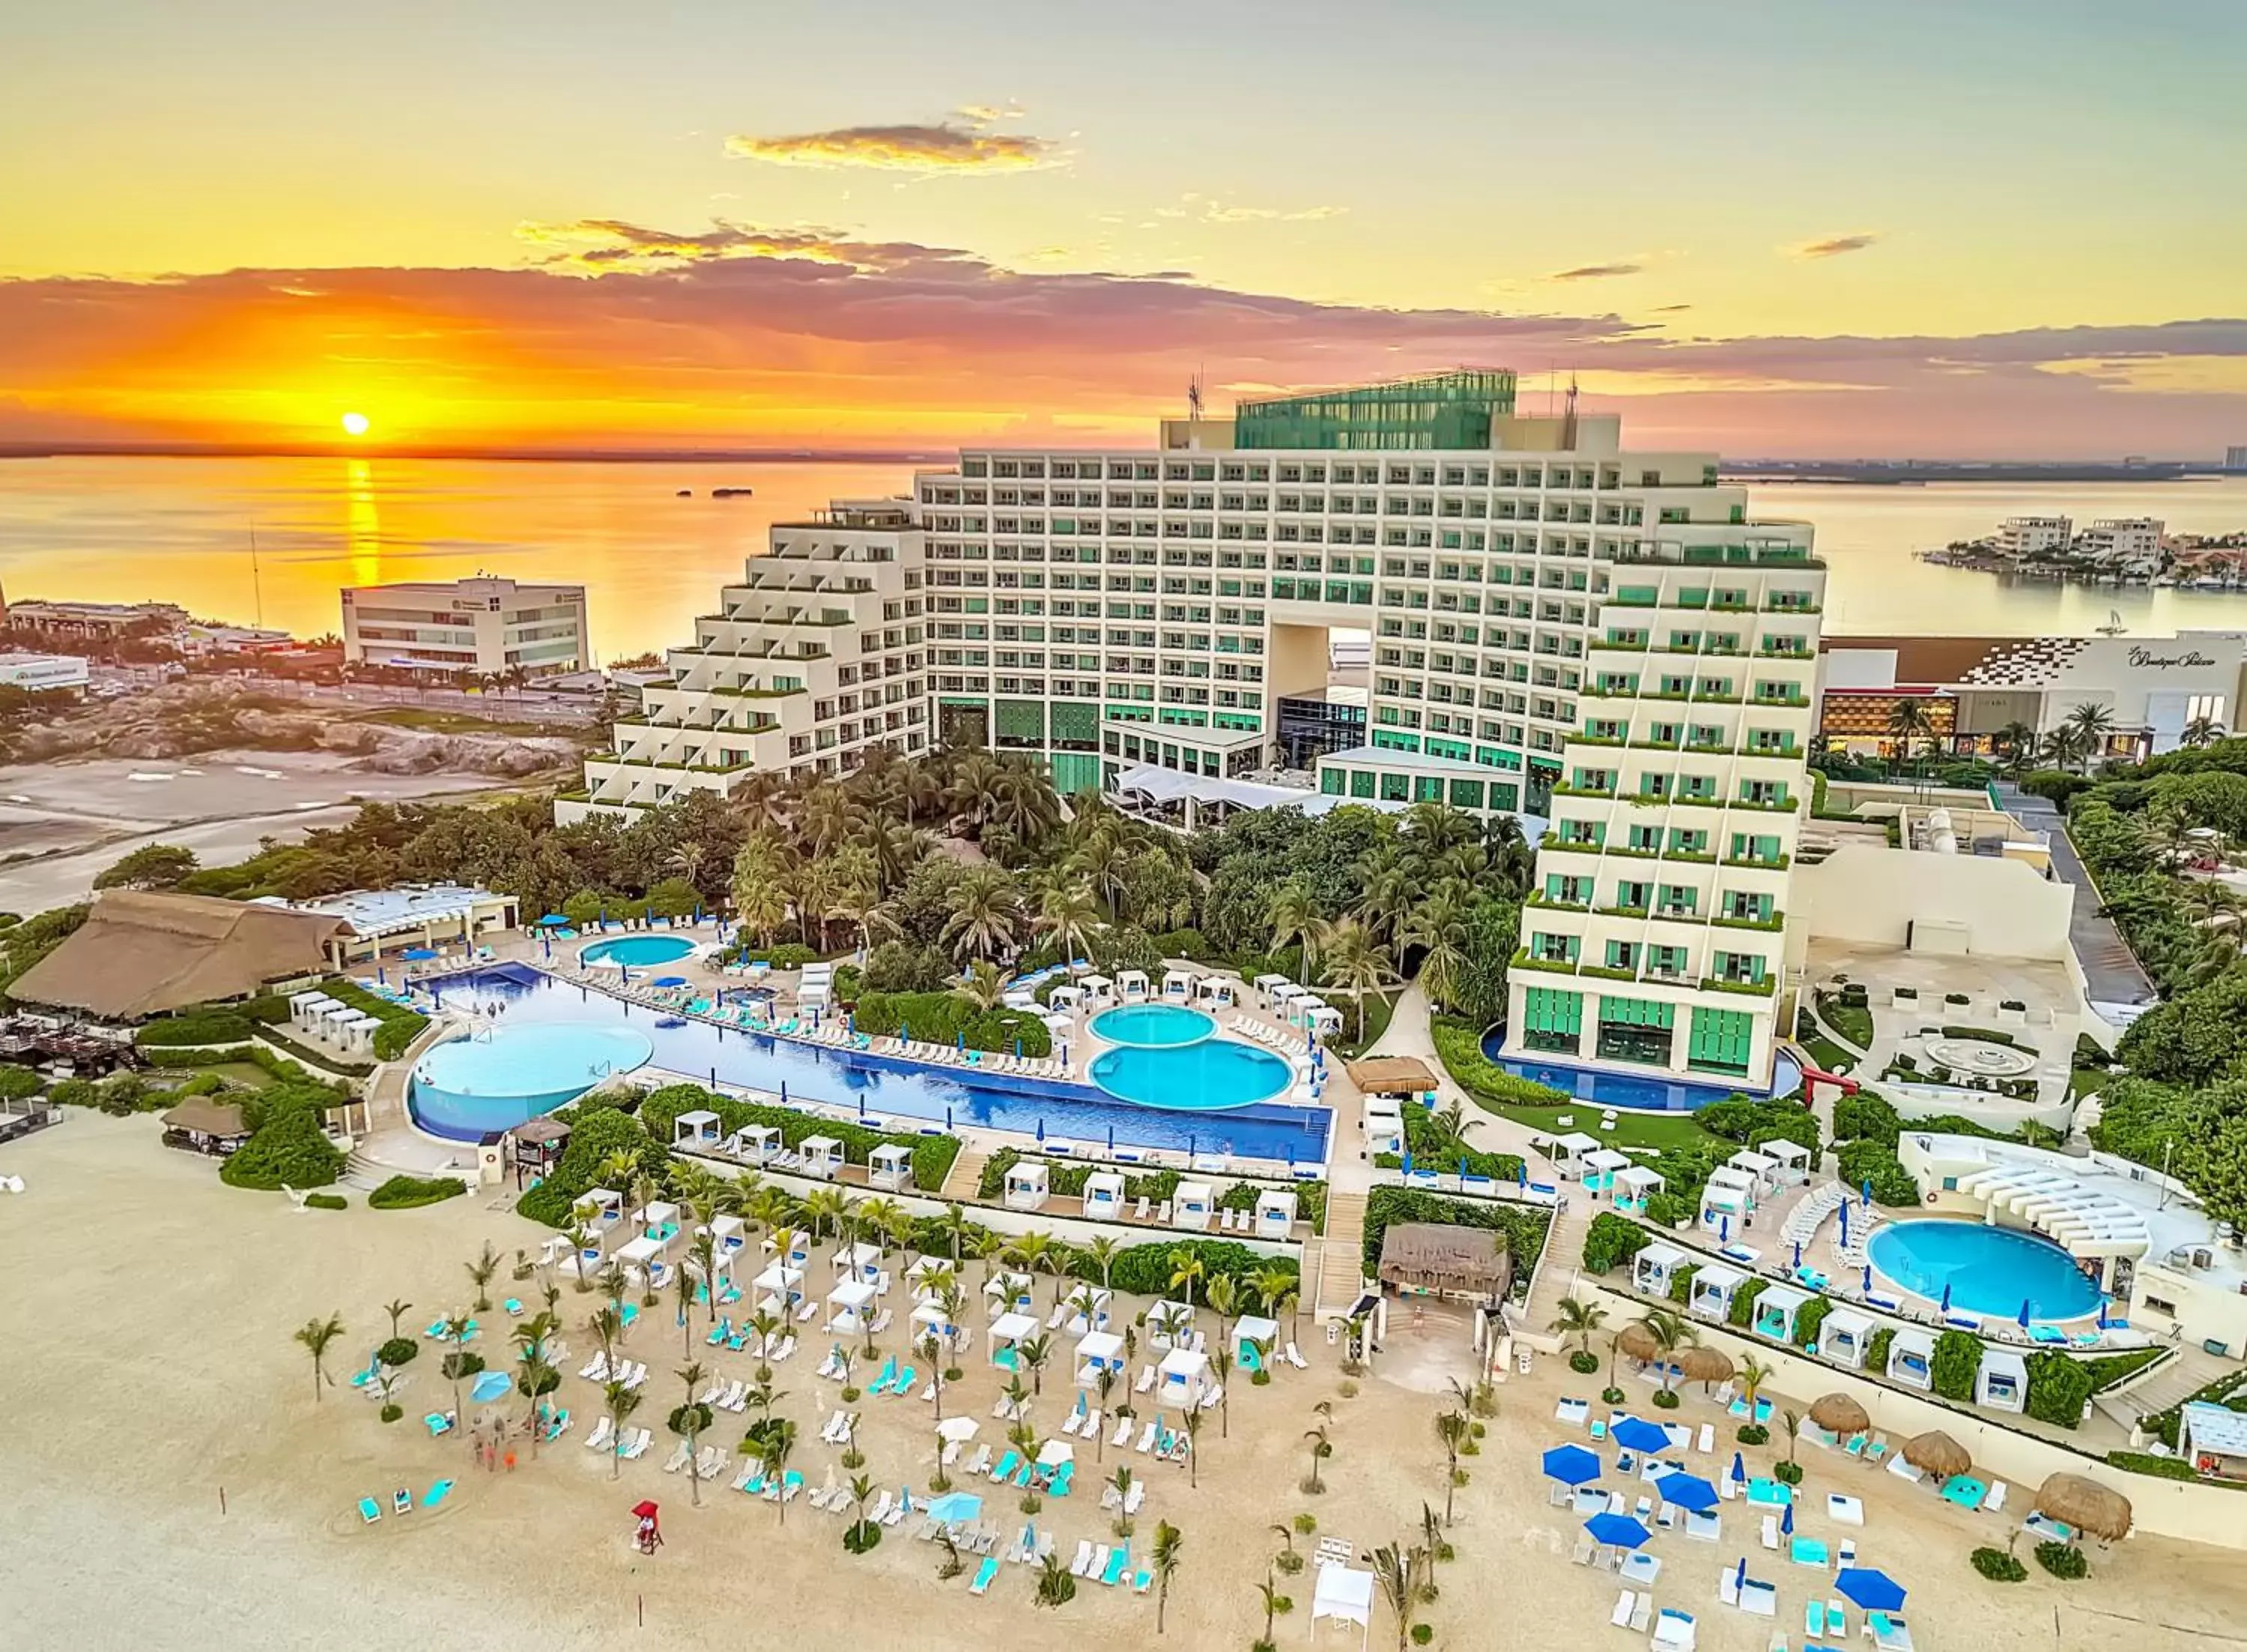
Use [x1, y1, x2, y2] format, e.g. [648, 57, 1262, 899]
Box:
[1171, 1179, 1216, 1231]
[985, 1271, 1034, 1317]
[1757, 1139, 1812, 1185]
[1699, 1169, 1756, 1234]
[1887, 1326, 1937, 1391]
[990, 1311, 1040, 1372]
[1064, 1286, 1114, 1334]
[1049, 983, 1085, 1012]
[1117, 969, 1151, 1001]
[614, 1231, 673, 1287]
[1193, 975, 1237, 1006]
[727, 1123, 782, 1165]
[832, 1241, 882, 1284]
[763, 1229, 812, 1266]
[1634, 1242, 1690, 1298]
[753, 1261, 804, 1313]
[910, 1296, 962, 1347]
[632, 1200, 682, 1239]
[1004, 1158, 1051, 1211]
[1300, 1001, 1344, 1040]
[1535, 1130, 1604, 1168]
[1156, 1346, 1211, 1407]
[1977, 1346, 2029, 1413]
[704, 1212, 748, 1252]
[1311, 1562, 1376, 1651]
[867, 1142, 913, 1191]
[1162, 967, 1197, 1000]
[1147, 1299, 1196, 1349]
[1751, 1283, 1813, 1344]
[1687, 1263, 1747, 1322]
[673, 1108, 721, 1147]
[1363, 1097, 1404, 1157]
[1580, 1146, 1631, 1191]
[1234, 1314, 1281, 1371]
[1256, 1188, 1300, 1239]
[574, 1187, 624, 1229]
[1075, 1329, 1126, 1385]
[1082, 1170, 1127, 1220]
[905, 1254, 952, 1296]
[1079, 974, 1115, 1003]
[798, 1135, 843, 1179]
[826, 1278, 877, 1334]
[1817, 1308, 1875, 1369]
[1613, 1165, 1666, 1217]
[1727, 1148, 1779, 1188]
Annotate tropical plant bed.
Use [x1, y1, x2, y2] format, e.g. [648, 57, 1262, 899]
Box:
[1970, 1546, 2027, 1582]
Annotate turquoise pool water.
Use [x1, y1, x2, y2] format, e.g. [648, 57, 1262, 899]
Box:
[580, 934, 696, 968]
[1091, 1003, 1214, 1047]
[1868, 1219, 2102, 1321]
[1089, 1037, 1294, 1111]
[410, 1023, 655, 1141]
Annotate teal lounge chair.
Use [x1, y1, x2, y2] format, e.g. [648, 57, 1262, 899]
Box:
[741, 1470, 766, 1495]
[425, 1412, 454, 1437]
[503, 1298, 524, 1317]
[970, 1555, 1000, 1595]
[358, 1496, 382, 1525]
[869, 1356, 899, 1395]
[1013, 1460, 1034, 1488]
[392, 1487, 413, 1515]
[542, 1410, 570, 1442]
[989, 1451, 1021, 1483]
[891, 1365, 917, 1397]
[1102, 1546, 1130, 1586]
[1806, 1602, 1826, 1637]
[423, 1318, 449, 1340]
[708, 1317, 733, 1346]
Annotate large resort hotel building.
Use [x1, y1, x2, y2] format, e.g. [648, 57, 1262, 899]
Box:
[560, 372, 1824, 1090]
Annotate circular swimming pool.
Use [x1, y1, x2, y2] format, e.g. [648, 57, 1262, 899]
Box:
[580, 934, 697, 968]
[1089, 1038, 1294, 1111]
[1091, 1003, 1216, 1048]
[1868, 1219, 2102, 1321]
[410, 1023, 654, 1141]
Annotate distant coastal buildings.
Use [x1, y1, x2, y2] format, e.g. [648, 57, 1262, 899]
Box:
[1924, 513, 2247, 587]
[340, 575, 589, 681]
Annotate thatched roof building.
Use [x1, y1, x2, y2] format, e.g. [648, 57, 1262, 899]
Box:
[1345, 1056, 1439, 1096]
[10, 890, 348, 1021]
[2033, 1472, 2132, 1540]
[1902, 1430, 1970, 1479]
[1376, 1222, 1511, 1300]
[1809, 1393, 1870, 1434]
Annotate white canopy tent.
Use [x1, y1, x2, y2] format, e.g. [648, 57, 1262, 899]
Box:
[825, 1278, 877, 1333]
[867, 1142, 913, 1191]
[990, 1311, 1040, 1372]
[1082, 1171, 1127, 1219]
[1162, 967, 1198, 1000]
[1156, 1346, 1211, 1406]
[833, 1242, 882, 1282]
[1311, 1562, 1375, 1650]
[1075, 1330, 1126, 1384]
[798, 1136, 843, 1179]
[1147, 1299, 1196, 1348]
[1117, 969, 1151, 1000]
[1004, 1159, 1050, 1211]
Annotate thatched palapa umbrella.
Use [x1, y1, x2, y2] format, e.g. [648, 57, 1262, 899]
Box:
[1901, 1430, 1970, 1480]
[1808, 1393, 1870, 1435]
[1614, 1322, 1663, 1364]
[1679, 1346, 1735, 1386]
[2033, 1472, 2132, 1541]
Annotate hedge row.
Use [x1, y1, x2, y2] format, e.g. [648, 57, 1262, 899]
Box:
[634, 1083, 960, 1200]
[136, 1009, 258, 1047]
[369, 1173, 470, 1209]
[1427, 1015, 1571, 1108]
[219, 1080, 351, 1191]
[1360, 1185, 1550, 1301]
[849, 991, 1052, 1057]
[1582, 1210, 1653, 1274]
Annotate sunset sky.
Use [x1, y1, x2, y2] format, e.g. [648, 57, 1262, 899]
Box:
[4, 0, 2244, 457]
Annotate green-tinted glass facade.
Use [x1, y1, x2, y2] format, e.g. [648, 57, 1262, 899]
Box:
[1233, 370, 1517, 451]
[1688, 1006, 1755, 1077]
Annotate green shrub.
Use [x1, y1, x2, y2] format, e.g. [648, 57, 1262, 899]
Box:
[1393, 1100, 1525, 1182]
[1727, 1278, 1769, 1329]
[2024, 1349, 2093, 1430]
[1864, 1328, 1896, 1374]
[2078, 1346, 2167, 1394]
[1930, 1330, 1982, 1403]
[1428, 1015, 1569, 1108]
[518, 1103, 667, 1227]
[1695, 1096, 1820, 1159]
[1736, 1424, 1768, 1446]
[1834, 1139, 1918, 1206]
[851, 991, 1051, 1057]
[1792, 1296, 1831, 1352]
[1651, 1388, 1679, 1410]
[1569, 1350, 1600, 1374]
[1971, 1546, 2027, 1582]
[304, 1191, 348, 1210]
[1581, 1212, 1650, 1274]
[1832, 1091, 1902, 1147]
[377, 1336, 419, 1367]
[2106, 1451, 2204, 1482]
[252, 1022, 374, 1077]
[1771, 1460, 1803, 1485]
[1103, 1239, 1292, 1298]
[219, 1101, 344, 1190]
[1668, 1263, 1698, 1305]
[843, 1519, 882, 1554]
[0, 1063, 40, 1102]
[369, 1173, 470, 1210]
[136, 1009, 255, 1046]
[2034, 1540, 2087, 1580]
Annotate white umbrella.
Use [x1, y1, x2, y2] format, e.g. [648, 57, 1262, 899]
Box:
[1036, 1439, 1074, 1469]
[938, 1416, 980, 1443]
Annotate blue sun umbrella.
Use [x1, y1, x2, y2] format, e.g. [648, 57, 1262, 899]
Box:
[927, 1490, 983, 1525]
[2018, 1297, 2033, 1328]
[1938, 1281, 1951, 1316]
[1735, 1555, 1748, 1594]
[1612, 1416, 1671, 1454]
[1781, 1501, 1794, 1537]
[1542, 1444, 1603, 1486]
[1035, 1118, 1045, 1143]
[1792, 1240, 1802, 1269]
[779, 1081, 786, 1105]
[1655, 1472, 1718, 1513]
[377, 966, 386, 986]
[1729, 1451, 1747, 1486]
[1861, 1178, 1872, 1209]
[1584, 1512, 1650, 1549]
[1834, 1568, 1907, 1613]
[1107, 1124, 1115, 1152]
[858, 1094, 866, 1119]
[1862, 1263, 1872, 1293]
[539, 913, 568, 926]
[1719, 1214, 1730, 1243]
[956, 1030, 965, 1051]
[945, 1106, 953, 1131]
[1839, 1202, 1850, 1248]
[402, 947, 438, 961]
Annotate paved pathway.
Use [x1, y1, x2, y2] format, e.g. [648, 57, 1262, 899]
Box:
[1995, 780, 2156, 1007]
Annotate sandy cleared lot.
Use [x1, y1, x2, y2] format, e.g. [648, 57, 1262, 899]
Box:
[0, 750, 507, 911]
[1, 1115, 2240, 1652]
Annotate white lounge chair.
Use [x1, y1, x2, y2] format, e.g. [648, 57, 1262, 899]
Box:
[1135, 1421, 1158, 1454]
[583, 1416, 615, 1452]
[1070, 1539, 1097, 1577]
[1614, 1591, 1637, 1627]
[1112, 1415, 1134, 1448]
[1285, 1342, 1309, 1370]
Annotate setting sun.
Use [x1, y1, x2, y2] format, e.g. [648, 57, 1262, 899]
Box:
[339, 410, 371, 436]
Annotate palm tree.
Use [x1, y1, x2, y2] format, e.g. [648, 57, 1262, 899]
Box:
[1737, 1352, 1771, 1422]
[950, 959, 1011, 1012]
[757, 1417, 798, 1524]
[1780, 1406, 1803, 1472]
[1434, 1409, 1469, 1525]
[1033, 876, 1103, 966]
[1257, 1568, 1285, 1648]
[1082, 1234, 1123, 1292]
[1401, 885, 1473, 1010]
[587, 1304, 621, 1381]
[603, 1379, 641, 1481]
[2184, 714, 2228, 748]
[1320, 918, 1398, 1042]
[465, 1241, 501, 1314]
[672, 1362, 712, 1506]
[1267, 881, 1329, 974]
[941, 865, 1021, 962]
[1166, 1248, 1207, 1310]
[1632, 1307, 1696, 1397]
[383, 1298, 413, 1342]
[1884, 698, 1934, 774]
[1994, 719, 2040, 776]
[1093, 1365, 1120, 1460]
[1249, 1263, 1300, 1340]
[1548, 1296, 1608, 1361]
[440, 1311, 479, 1425]
[294, 1311, 345, 1403]
[2065, 700, 2116, 767]
[1180, 1405, 1204, 1489]
[1303, 1421, 1332, 1494]
[1373, 1541, 1421, 1652]
[1109, 1464, 1137, 1536]
[1150, 1520, 1183, 1635]
[938, 1201, 974, 1265]
[1019, 1333, 1052, 1397]
[1205, 1272, 1240, 1353]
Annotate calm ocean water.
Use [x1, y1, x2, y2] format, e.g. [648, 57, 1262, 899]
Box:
[3, 455, 2246, 659]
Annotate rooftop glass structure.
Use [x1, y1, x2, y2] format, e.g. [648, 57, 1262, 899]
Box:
[1233, 370, 1518, 452]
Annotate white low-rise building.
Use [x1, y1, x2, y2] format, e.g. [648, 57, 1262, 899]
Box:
[343, 576, 588, 679]
[0, 652, 90, 696]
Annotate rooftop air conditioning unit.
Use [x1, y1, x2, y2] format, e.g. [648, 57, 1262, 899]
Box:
[2194, 1248, 2216, 1269]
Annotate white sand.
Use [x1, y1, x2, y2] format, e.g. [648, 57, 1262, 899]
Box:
[3, 1114, 2240, 1651]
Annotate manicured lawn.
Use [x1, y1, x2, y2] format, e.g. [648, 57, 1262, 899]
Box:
[202, 1061, 276, 1090]
[1797, 1028, 1857, 1075]
[1329, 989, 1398, 1058]
[1813, 991, 1875, 1050]
[1462, 1096, 1713, 1154]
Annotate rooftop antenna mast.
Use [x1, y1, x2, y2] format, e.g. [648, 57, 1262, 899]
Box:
[1561, 373, 1580, 451]
[1186, 368, 1204, 423]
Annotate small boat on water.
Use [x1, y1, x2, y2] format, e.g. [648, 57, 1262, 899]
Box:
[676, 489, 692, 497]
[712, 486, 753, 499]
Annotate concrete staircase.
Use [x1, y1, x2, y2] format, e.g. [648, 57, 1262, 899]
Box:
[2095, 1342, 2234, 1433]
[1314, 1188, 1370, 1315]
[941, 1147, 990, 1203]
[1520, 1196, 1592, 1343]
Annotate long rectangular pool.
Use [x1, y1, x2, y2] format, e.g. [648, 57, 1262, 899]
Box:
[425, 965, 1331, 1165]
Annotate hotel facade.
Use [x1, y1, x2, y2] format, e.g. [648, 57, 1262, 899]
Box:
[342, 576, 589, 678]
[562, 373, 1824, 1087]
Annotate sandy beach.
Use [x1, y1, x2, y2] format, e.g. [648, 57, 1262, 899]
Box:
[4, 1115, 2240, 1651]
